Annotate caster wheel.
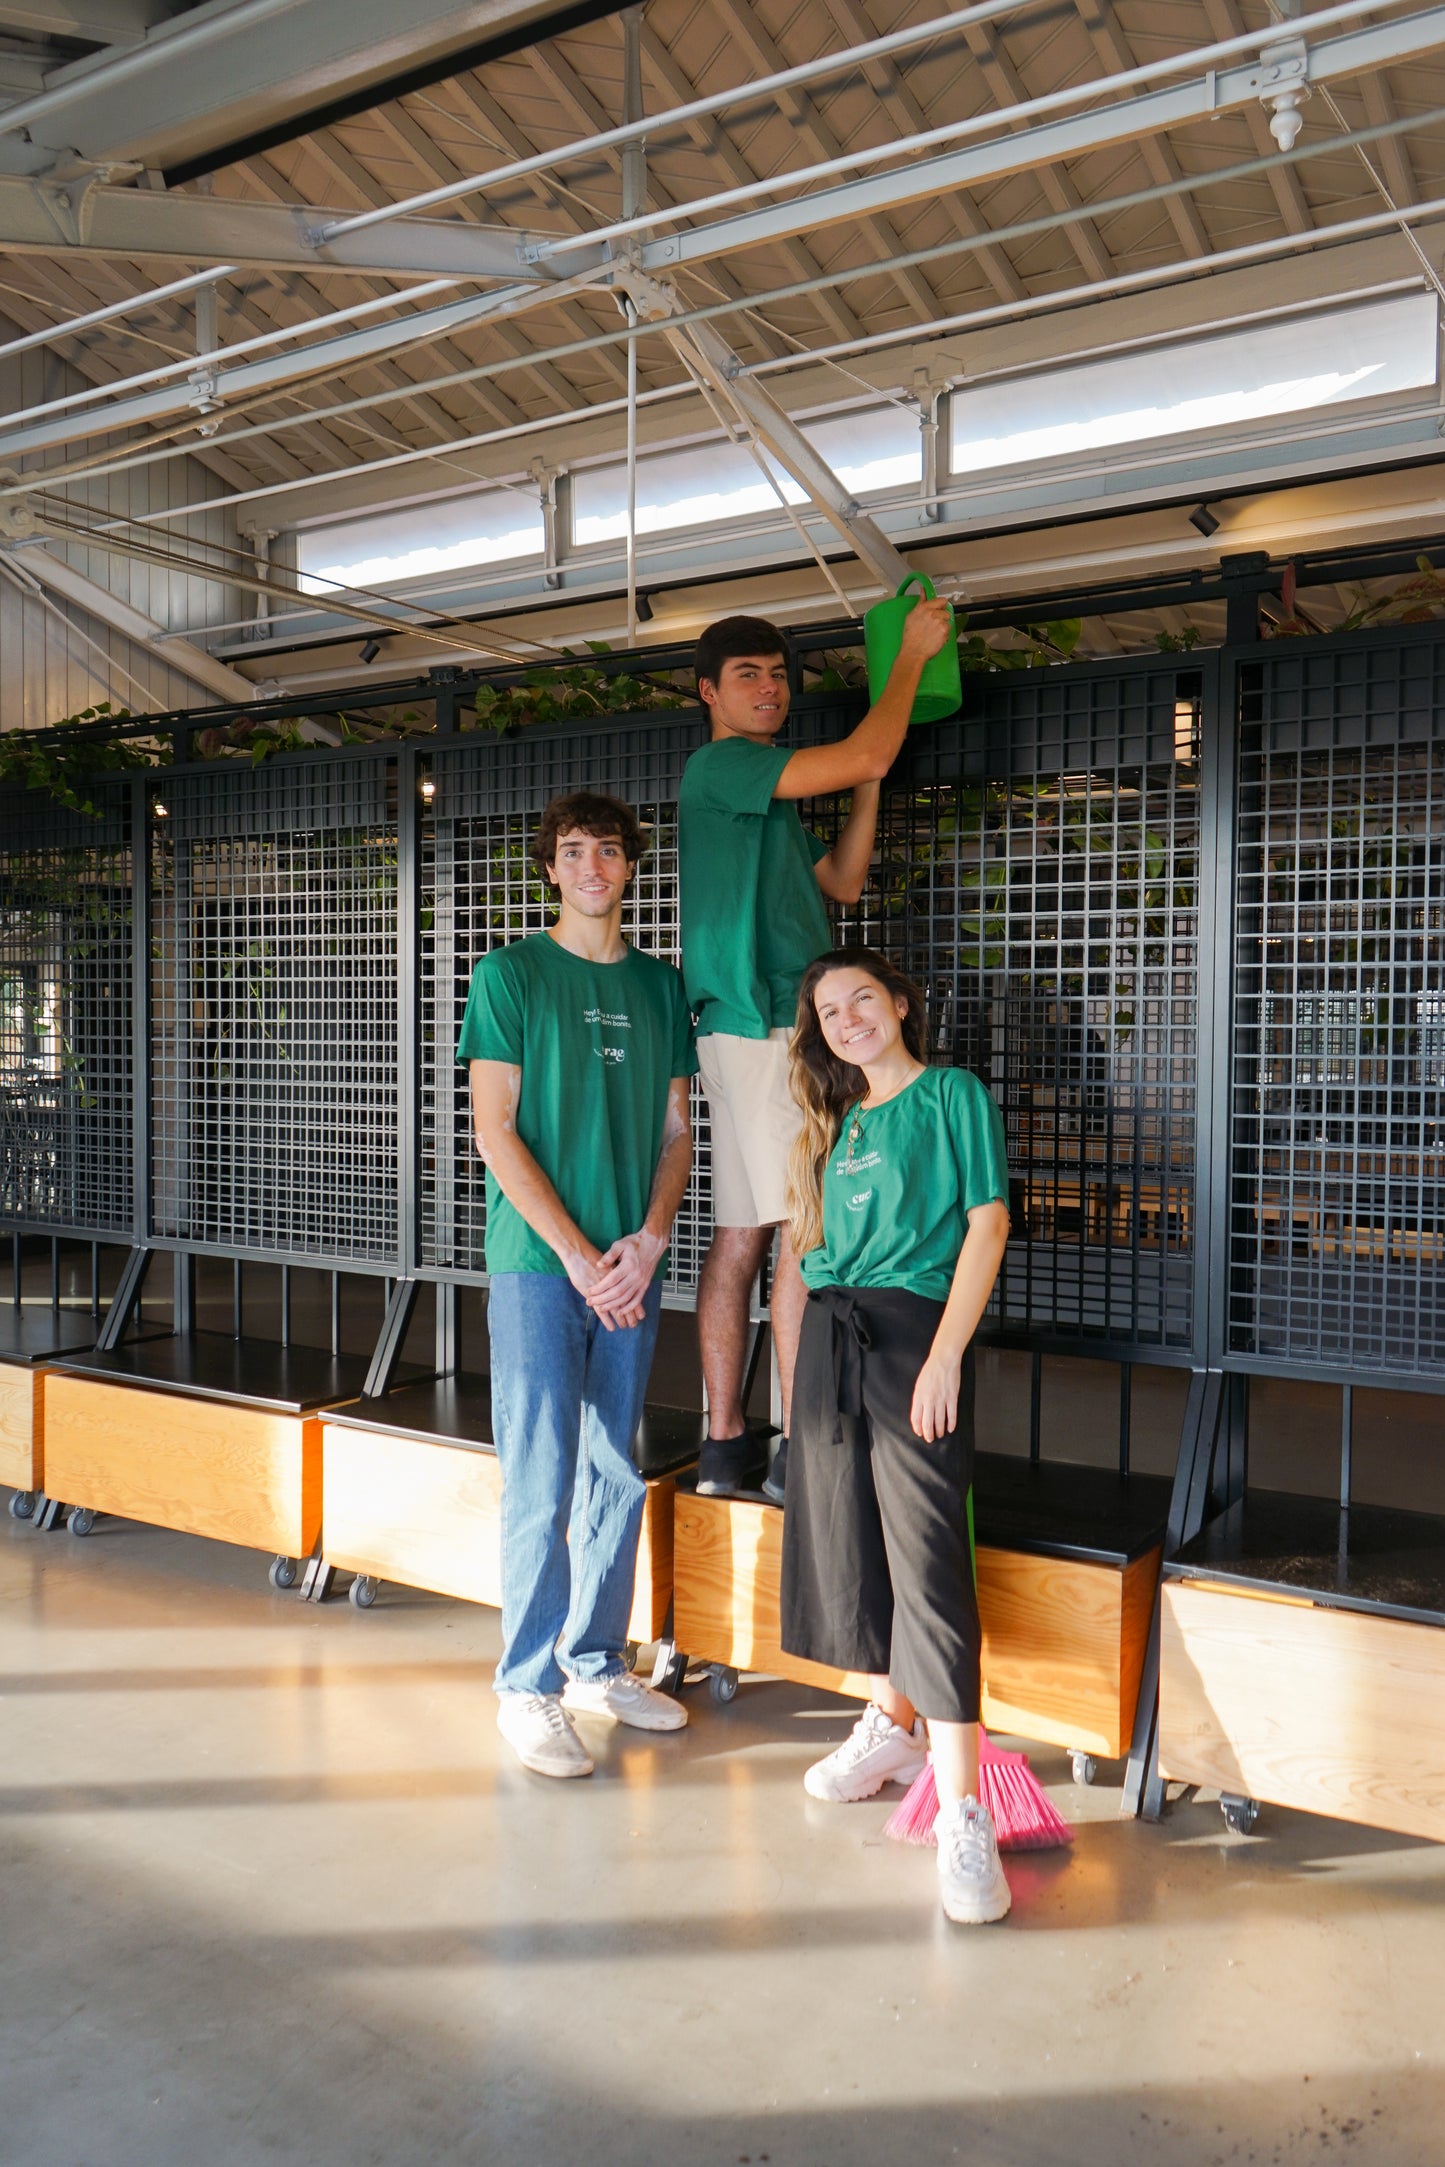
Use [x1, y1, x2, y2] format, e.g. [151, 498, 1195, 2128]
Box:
[348, 1575, 378, 1609]
[1071, 1752, 1098, 1787]
[68, 1506, 96, 1537]
[8, 1490, 36, 1521]
[622, 1641, 640, 1673]
[268, 1555, 298, 1590]
[709, 1667, 739, 1705]
[1221, 1795, 1260, 1835]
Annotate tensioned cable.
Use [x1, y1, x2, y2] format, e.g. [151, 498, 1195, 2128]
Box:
[0, 551, 173, 711]
[26, 502, 566, 661]
[14, 104, 1444, 514]
[314, 0, 1413, 249]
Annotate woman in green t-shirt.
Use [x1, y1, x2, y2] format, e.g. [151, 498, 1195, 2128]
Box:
[780, 944, 1014, 1926]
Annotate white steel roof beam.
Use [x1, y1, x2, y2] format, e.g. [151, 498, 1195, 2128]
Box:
[0, 172, 597, 277]
[621, 268, 912, 595]
[524, 2, 1445, 269]
[0, 0, 164, 42]
[6, 541, 258, 701]
[0, 270, 602, 461]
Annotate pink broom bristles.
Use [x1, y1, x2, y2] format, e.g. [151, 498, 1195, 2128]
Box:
[882, 1733, 1074, 1852]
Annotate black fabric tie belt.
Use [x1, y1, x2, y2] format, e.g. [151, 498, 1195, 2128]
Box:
[809, 1285, 874, 1421]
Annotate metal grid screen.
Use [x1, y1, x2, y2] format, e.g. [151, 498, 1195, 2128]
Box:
[421, 700, 853, 1301]
[1229, 636, 1445, 1376]
[150, 756, 400, 1262]
[0, 789, 134, 1235]
[873, 667, 1201, 1351]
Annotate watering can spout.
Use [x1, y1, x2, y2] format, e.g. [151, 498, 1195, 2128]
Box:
[863, 572, 961, 726]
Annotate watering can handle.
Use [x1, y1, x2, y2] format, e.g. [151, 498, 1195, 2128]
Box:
[896, 572, 938, 602]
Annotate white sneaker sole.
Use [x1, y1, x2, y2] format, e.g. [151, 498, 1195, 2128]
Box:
[501, 1739, 594, 1779]
[940, 1881, 1012, 1925]
[803, 1755, 926, 1803]
[562, 1687, 687, 1733]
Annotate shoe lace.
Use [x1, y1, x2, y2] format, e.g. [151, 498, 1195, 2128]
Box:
[835, 1702, 900, 1766]
[942, 1802, 995, 1877]
[528, 1694, 574, 1736]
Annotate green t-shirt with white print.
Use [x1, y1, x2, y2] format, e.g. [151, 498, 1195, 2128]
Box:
[456, 931, 696, 1278]
[800, 1065, 1010, 1303]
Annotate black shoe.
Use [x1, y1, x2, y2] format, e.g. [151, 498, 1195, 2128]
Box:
[761, 1434, 788, 1506]
[696, 1431, 768, 1496]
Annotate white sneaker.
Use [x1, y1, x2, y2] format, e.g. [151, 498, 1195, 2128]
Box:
[496, 1691, 594, 1778]
[936, 1796, 1012, 1924]
[803, 1701, 927, 1802]
[563, 1673, 688, 1732]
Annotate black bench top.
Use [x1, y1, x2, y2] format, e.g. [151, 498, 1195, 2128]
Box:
[325, 1372, 705, 1481]
[0, 1305, 107, 1366]
[971, 1453, 1171, 1567]
[1165, 1489, 1445, 1626]
[53, 1331, 422, 1416]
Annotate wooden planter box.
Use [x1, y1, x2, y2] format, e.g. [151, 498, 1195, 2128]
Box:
[1159, 1492, 1445, 1841]
[39, 1335, 379, 1561]
[0, 1308, 111, 1498]
[0, 1361, 44, 1495]
[321, 1378, 702, 1640]
[673, 1455, 1165, 1758]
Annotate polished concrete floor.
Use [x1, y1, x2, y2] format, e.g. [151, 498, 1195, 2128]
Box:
[4, 1510, 1444, 2167]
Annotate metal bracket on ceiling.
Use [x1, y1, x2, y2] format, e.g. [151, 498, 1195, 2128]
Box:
[29, 162, 139, 247]
[1252, 36, 1310, 153]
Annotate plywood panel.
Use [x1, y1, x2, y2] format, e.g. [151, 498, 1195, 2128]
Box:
[977, 1545, 1156, 1758]
[0, 1363, 41, 1491]
[1160, 1581, 1445, 1842]
[45, 1375, 320, 1558]
[673, 1494, 886, 1701]
[673, 1492, 1157, 1752]
[320, 1425, 671, 1642]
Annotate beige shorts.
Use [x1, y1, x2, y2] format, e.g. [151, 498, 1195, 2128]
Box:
[697, 1028, 802, 1229]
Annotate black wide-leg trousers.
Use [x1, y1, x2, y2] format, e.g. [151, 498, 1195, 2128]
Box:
[780, 1284, 982, 1724]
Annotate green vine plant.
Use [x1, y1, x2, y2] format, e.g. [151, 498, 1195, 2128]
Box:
[0, 704, 160, 816]
[471, 644, 686, 734]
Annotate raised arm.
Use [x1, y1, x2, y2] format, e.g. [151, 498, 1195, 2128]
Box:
[469, 1058, 616, 1317]
[586, 1075, 694, 1325]
[773, 596, 954, 800]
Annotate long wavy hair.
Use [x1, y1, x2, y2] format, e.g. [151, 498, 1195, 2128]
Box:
[786, 945, 930, 1256]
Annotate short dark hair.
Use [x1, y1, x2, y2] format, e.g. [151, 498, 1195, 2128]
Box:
[695, 615, 789, 703]
[531, 790, 648, 888]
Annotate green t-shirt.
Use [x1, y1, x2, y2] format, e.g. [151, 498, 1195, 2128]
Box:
[455, 931, 696, 1279]
[800, 1065, 1010, 1303]
[678, 735, 832, 1040]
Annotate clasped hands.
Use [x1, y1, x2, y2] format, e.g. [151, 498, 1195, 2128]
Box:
[564, 1228, 666, 1330]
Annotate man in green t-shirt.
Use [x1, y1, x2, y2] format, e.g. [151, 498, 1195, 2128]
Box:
[458, 790, 696, 1780]
[678, 603, 953, 1500]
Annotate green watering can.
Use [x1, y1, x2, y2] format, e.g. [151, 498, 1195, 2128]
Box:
[864, 571, 962, 725]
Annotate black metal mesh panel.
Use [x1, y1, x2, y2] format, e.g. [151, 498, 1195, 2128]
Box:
[0, 789, 134, 1235]
[421, 699, 857, 1301]
[1229, 635, 1445, 1375]
[866, 667, 1201, 1351]
[150, 755, 399, 1261]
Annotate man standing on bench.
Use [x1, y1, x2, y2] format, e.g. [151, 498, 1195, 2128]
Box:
[681, 605, 954, 1501]
[460, 791, 696, 1779]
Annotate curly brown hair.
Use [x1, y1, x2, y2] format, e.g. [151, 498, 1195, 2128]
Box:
[531, 790, 649, 889]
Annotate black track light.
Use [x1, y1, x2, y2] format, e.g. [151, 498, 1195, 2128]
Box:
[1188, 503, 1220, 538]
[359, 638, 382, 664]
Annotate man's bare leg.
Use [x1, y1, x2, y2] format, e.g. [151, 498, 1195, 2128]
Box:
[769, 1226, 807, 1434]
[697, 1223, 772, 1439]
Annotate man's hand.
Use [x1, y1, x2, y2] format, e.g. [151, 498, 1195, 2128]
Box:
[897, 595, 953, 666]
[587, 1228, 666, 1330]
[910, 1346, 963, 1443]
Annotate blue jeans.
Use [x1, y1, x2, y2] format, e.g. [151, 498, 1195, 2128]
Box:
[486, 1272, 662, 1698]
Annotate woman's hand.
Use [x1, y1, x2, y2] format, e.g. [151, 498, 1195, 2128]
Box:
[910, 1345, 963, 1442]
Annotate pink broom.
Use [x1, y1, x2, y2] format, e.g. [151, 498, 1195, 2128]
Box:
[882, 1735, 1074, 1852]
